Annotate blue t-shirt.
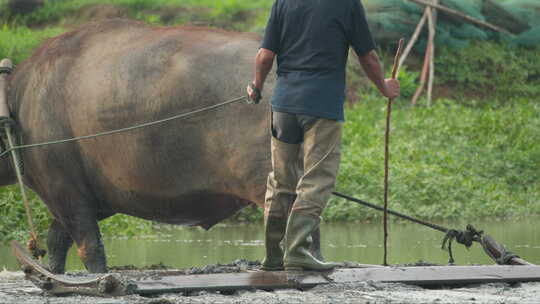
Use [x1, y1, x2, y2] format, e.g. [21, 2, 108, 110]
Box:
[262, 0, 376, 121]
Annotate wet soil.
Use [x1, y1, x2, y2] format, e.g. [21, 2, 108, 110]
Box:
[2, 261, 540, 304]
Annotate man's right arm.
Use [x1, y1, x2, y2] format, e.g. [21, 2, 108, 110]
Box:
[358, 51, 400, 99]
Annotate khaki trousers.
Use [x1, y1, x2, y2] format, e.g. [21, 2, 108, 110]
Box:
[264, 115, 342, 219]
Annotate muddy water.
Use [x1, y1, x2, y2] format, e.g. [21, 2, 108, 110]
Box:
[1, 219, 539, 270]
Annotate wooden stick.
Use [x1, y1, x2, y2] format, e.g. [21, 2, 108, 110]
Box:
[426, 0, 437, 106]
[406, 0, 514, 36]
[383, 38, 405, 267]
[398, 8, 429, 72]
[411, 40, 431, 105]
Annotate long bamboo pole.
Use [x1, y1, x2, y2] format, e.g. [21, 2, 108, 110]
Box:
[383, 39, 405, 266]
[411, 41, 431, 105]
[398, 8, 429, 72]
[426, 0, 438, 106]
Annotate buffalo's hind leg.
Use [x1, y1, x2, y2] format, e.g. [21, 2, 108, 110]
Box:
[52, 194, 108, 273]
[48, 209, 108, 273]
[69, 216, 108, 273]
[47, 219, 74, 274]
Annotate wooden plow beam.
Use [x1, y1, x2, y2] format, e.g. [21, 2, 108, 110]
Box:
[12, 241, 540, 297]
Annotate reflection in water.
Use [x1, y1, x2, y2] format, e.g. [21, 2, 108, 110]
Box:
[1, 219, 538, 271]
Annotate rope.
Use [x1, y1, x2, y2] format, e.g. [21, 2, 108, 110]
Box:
[332, 191, 489, 265]
[333, 192, 449, 233]
[0, 96, 246, 158]
[3, 125, 46, 260]
[442, 224, 483, 264]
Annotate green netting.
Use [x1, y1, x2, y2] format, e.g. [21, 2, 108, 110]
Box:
[502, 0, 540, 26]
[363, 0, 540, 49]
[442, 0, 485, 20]
[514, 26, 540, 47]
[451, 24, 489, 41]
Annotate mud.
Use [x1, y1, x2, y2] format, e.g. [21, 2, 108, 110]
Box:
[2, 262, 540, 304]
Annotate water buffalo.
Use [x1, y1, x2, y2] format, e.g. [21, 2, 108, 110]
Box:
[3, 19, 283, 273]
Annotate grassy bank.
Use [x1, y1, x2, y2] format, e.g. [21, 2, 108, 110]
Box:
[327, 97, 540, 221]
[0, 1, 538, 241]
[0, 24, 64, 64]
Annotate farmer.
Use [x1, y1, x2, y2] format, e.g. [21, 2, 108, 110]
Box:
[247, 0, 400, 271]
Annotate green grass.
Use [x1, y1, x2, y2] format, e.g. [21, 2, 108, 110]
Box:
[324, 97, 540, 222]
[436, 41, 540, 102]
[0, 185, 152, 242]
[2, 0, 273, 31]
[0, 24, 64, 65]
[0, 187, 51, 241]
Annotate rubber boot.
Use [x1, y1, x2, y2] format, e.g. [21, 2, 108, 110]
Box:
[264, 137, 301, 219]
[309, 226, 325, 261]
[261, 216, 287, 271]
[261, 137, 301, 271]
[282, 118, 341, 271]
[283, 212, 339, 271]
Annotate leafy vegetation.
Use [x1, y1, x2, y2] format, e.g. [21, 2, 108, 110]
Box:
[0, 187, 51, 241]
[326, 97, 540, 221]
[1, 0, 273, 31]
[0, 185, 153, 242]
[0, 24, 64, 65]
[436, 41, 540, 102]
[0, 0, 538, 242]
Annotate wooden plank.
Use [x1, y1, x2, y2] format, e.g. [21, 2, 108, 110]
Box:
[134, 266, 540, 295]
[331, 266, 540, 286]
[135, 271, 298, 294]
